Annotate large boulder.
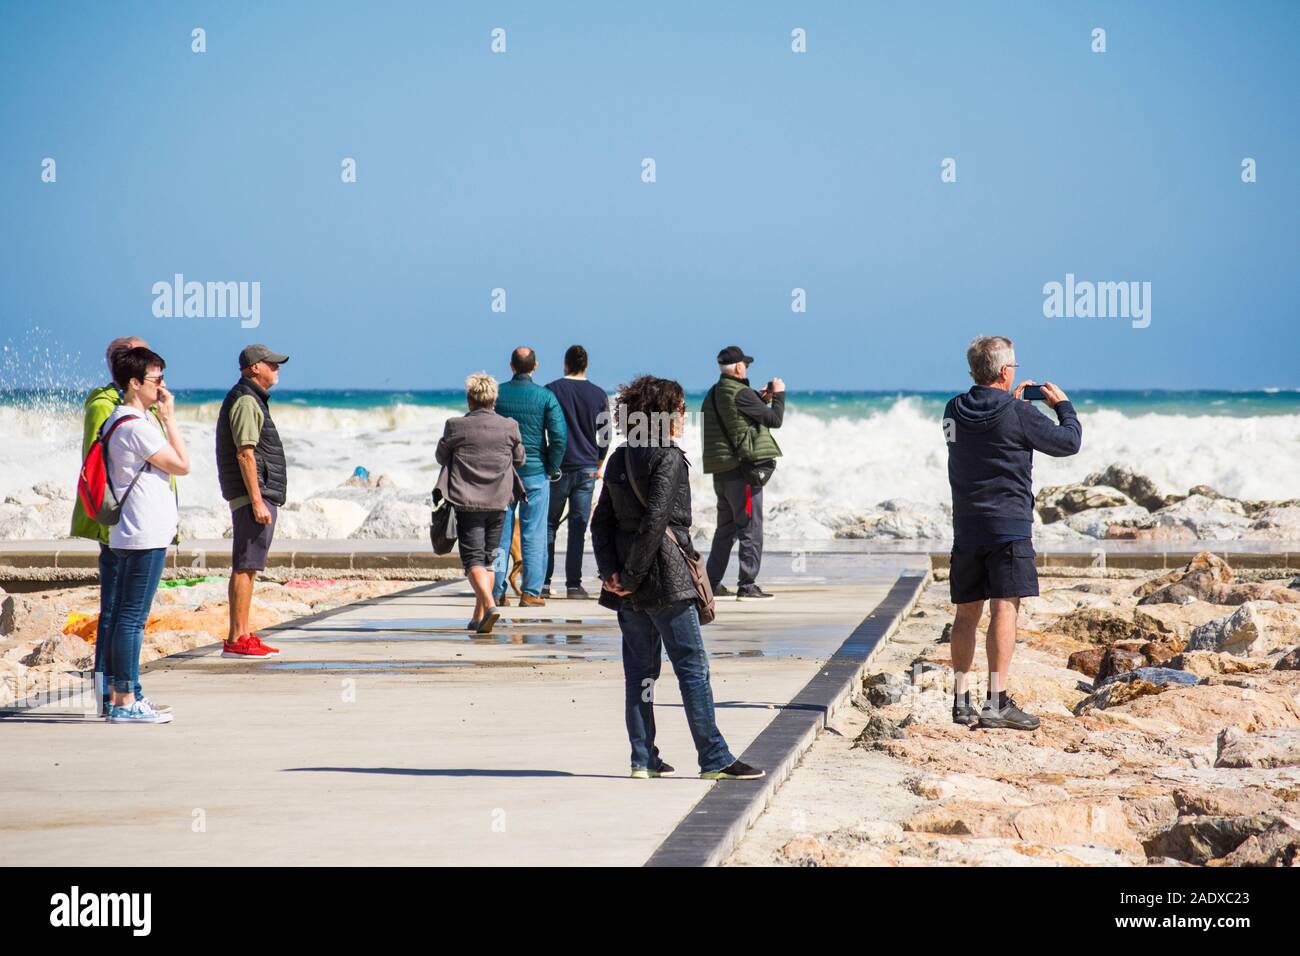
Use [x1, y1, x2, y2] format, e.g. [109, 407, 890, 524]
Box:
[1094, 645, 1148, 684]
[1276, 647, 1300, 671]
[1107, 681, 1300, 737]
[1134, 603, 1234, 643]
[1172, 651, 1273, 679]
[20, 634, 94, 669]
[1187, 602, 1300, 657]
[1212, 819, 1300, 866]
[1063, 506, 1152, 538]
[1133, 551, 1234, 600]
[1143, 813, 1285, 864]
[906, 797, 1143, 856]
[1215, 727, 1300, 769]
[1084, 464, 1170, 512]
[1147, 495, 1252, 540]
[1247, 506, 1300, 540]
[1051, 608, 1160, 645]
[1172, 788, 1281, 818]
[1037, 484, 1134, 523]
[349, 497, 429, 540]
[1104, 524, 1197, 544]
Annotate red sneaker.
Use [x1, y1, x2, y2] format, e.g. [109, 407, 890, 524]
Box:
[247, 634, 281, 655]
[222, 635, 273, 658]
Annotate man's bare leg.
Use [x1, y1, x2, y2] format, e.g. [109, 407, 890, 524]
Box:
[950, 600, 984, 723]
[228, 570, 255, 642]
[985, 596, 1020, 697]
[979, 596, 1039, 729]
[950, 600, 984, 695]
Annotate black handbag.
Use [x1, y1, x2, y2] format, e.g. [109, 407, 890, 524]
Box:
[710, 386, 776, 487]
[429, 489, 458, 555]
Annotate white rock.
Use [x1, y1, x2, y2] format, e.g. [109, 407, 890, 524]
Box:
[282, 497, 370, 539]
[1249, 506, 1300, 539]
[1064, 505, 1152, 538]
[33, 480, 71, 500]
[349, 498, 429, 539]
[1150, 494, 1251, 540]
[177, 505, 231, 541]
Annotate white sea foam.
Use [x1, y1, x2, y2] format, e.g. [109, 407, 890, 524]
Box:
[2, 397, 1298, 541]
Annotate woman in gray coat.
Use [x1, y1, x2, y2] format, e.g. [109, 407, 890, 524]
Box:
[435, 373, 526, 633]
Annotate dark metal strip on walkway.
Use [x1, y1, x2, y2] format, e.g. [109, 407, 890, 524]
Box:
[644, 569, 930, 868]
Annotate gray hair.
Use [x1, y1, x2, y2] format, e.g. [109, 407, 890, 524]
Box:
[105, 336, 147, 373]
[465, 372, 498, 409]
[966, 335, 1015, 385]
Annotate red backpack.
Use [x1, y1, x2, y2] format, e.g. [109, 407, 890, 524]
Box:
[77, 416, 149, 526]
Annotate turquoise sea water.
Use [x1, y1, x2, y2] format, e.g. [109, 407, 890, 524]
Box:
[4, 388, 1298, 419]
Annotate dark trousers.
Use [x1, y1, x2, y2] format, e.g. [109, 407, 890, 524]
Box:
[705, 471, 763, 589]
[545, 469, 597, 589]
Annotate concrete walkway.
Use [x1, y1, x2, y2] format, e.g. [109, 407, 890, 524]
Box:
[0, 554, 923, 866]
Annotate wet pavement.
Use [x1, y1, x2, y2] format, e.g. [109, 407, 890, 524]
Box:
[1, 553, 925, 866]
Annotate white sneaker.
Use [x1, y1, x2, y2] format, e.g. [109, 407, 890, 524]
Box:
[107, 700, 174, 724]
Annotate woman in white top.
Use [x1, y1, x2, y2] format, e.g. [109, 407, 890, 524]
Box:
[102, 346, 190, 724]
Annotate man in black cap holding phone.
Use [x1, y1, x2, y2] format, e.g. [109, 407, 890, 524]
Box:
[700, 345, 785, 599]
[215, 344, 290, 658]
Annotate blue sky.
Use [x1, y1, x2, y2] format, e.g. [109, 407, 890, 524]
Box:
[2, 0, 1297, 391]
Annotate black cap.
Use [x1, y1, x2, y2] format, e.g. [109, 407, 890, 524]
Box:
[717, 345, 754, 366]
[238, 344, 289, 369]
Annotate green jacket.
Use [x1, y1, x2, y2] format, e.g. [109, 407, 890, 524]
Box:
[70, 385, 174, 543]
[494, 373, 567, 478]
[700, 374, 784, 475]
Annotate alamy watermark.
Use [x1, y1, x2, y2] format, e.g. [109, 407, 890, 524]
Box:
[152, 274, 261, 328]
[1042, 273, 1150, 329]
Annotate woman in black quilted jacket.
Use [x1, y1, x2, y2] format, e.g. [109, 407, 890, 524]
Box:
[590, 375, 763, 782]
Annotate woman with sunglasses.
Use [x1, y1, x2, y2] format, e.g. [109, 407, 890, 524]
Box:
[101, 346, 190, 724]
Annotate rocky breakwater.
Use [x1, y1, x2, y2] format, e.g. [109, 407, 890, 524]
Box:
[1034, 463, 1300, 546]
[771, 552, 1300, 867]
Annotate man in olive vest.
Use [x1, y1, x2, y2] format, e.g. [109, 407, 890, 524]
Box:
[215, 344, 289, 658]
[700, 345, 785, 599]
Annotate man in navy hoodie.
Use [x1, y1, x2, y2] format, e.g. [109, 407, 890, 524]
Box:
[943, 336, 1082, 731]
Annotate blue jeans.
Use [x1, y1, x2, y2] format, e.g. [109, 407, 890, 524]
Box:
[619, 599, 735, 773]
[105, 547, 167, 696]
[94, 544, 141, 705]
[493, 472, 551, 599]
[545, 469, 597, 589]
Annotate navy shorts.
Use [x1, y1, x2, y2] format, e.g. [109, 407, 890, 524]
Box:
[231, 503, 278, 571]
[949, 539, 1039, 605]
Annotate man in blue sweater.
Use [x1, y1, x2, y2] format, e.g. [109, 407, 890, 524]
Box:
[544, 345, 608, 600]
[943, 336, 1082, 731]
[493, 347, 567, 606]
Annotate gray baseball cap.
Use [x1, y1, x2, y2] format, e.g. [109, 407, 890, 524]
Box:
[238, 344, 289, 369]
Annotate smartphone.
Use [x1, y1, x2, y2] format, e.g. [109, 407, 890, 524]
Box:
[1021, 384, 1046, 401]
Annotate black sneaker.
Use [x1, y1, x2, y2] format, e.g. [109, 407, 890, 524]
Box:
[630, 761, 676, 779]
[701, 760, 765, 780]
[566, 585, 590, 600]
[735, 585, 775, 600]
[952, 691, 980, 726]
[978, 695, 1041, 731]
[540, 587, 552, 599]
[713, 583, 731, 596]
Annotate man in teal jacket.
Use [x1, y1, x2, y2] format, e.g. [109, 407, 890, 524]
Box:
[492, 347, 567, 606]
[71, 336, 172, 715]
